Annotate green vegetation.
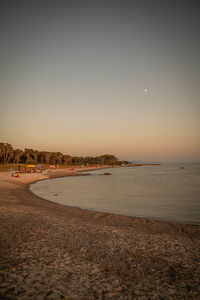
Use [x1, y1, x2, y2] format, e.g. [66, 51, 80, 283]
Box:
[0, 142, 129, 169]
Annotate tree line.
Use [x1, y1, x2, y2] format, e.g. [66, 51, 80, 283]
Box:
[0, 142, 129, 165]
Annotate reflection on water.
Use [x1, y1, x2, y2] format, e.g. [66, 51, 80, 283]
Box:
[30, 163, 200, 224]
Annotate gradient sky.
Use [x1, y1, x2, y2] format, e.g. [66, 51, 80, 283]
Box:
[1, 0, 200, 162]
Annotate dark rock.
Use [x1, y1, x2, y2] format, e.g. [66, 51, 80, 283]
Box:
[99, 172, 112, 175]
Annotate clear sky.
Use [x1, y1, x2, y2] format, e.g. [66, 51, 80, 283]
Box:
[1, 0, 200, 162]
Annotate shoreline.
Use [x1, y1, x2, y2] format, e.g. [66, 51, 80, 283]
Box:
[29, 168, 199, 227]
[29, 179, 200, 227]
[0, 170, 200, 299]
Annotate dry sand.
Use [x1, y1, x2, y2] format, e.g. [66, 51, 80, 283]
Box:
[0, 170, 200, 299]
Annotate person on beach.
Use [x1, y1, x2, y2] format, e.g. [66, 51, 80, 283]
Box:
[11, 172, 20, 178]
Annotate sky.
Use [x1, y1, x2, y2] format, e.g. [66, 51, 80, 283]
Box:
[0, 0, 200, 162]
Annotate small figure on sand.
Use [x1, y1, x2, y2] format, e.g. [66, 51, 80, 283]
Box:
[11, 172, 20, 178]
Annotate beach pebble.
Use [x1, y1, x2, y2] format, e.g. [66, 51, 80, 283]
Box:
[0, 170, 200, 299]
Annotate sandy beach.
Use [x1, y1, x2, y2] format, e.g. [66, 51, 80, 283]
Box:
[0, 170, 200, 299]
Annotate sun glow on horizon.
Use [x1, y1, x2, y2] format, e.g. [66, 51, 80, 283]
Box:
[1, 1, 200, 162]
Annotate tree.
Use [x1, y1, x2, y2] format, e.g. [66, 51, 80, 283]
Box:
[0, 142, 122, 166]
[13, 149, 23, 164]
[0, 143, 13, 164]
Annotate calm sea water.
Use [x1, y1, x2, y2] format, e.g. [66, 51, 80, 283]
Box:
[30, 163, 200, 224]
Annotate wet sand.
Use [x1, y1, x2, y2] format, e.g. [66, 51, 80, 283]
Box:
[0, 171, 200, 299]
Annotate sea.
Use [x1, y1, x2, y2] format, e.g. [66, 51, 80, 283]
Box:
[30, 163, 200, 225]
